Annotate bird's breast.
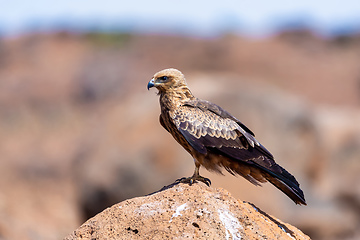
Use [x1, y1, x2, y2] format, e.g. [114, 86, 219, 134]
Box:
[160, 111, 193, 155]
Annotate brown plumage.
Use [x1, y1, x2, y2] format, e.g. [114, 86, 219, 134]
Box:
[147, 68, 306, 205]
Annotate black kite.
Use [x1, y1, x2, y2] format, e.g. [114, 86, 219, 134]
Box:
[147, 68, 306, 205]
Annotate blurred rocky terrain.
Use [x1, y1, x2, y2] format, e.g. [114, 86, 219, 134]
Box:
[0, 30, 359, 240]
[65, 183, 310, 240]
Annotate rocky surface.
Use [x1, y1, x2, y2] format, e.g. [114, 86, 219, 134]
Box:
[65, 183, 309, 240]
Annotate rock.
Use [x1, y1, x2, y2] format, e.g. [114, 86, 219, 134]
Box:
[65, 183, 309, 240]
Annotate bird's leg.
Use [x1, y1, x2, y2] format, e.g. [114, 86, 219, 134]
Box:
[176, 162, 211, 186]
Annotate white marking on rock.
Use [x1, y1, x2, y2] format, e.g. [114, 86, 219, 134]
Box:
[251, 205, 258, 212]
[218, 209, 242, 240]
[287, 233, 296, 240]
[195, 208, 211, 217]
[278, 225, 296, 240]
[134, 202, 166, 217]
[169, 203, 187, 223]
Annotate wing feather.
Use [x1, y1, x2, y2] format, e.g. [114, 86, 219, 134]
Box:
[172, 105, 257, 158]
[170, 100, 306, 205]
[184, 99, 255, 135]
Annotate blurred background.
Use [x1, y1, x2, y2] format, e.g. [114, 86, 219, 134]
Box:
[1, 1, 360, 239]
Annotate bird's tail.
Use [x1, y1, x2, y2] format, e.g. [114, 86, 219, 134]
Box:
[258, 164, 307, 205]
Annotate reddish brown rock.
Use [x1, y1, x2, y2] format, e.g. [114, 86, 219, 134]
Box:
[65, 183, 309, 240]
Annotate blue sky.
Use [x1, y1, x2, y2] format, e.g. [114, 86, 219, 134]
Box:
[1, 0, 360, 37]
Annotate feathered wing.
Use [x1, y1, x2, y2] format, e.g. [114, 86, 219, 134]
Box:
[170, 98, 306, 205]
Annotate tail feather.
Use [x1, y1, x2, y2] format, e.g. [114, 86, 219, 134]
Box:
[208, 147, 306, 205]
[257, 164, 307, 205]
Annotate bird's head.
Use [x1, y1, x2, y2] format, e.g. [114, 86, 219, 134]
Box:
[147, 68, 188, 93]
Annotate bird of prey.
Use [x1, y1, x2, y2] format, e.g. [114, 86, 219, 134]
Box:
[147, 68, 306, 205]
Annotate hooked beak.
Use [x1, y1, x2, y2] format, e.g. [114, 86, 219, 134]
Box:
[147, 78, 155, 90]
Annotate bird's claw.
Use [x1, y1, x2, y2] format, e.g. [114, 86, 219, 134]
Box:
[175, 176, 211, 187]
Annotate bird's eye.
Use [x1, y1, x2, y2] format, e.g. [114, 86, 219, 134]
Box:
[159, 76, 168, 82]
